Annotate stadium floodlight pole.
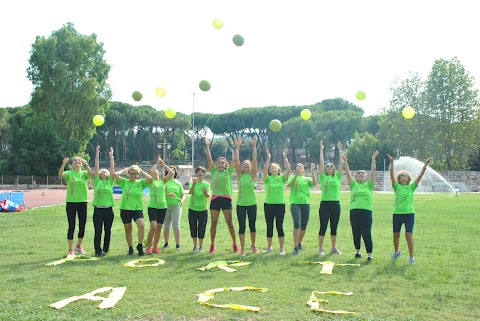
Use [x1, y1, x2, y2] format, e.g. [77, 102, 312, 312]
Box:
[191, 92, 196, 166]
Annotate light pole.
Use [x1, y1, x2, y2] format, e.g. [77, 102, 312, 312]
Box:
[191, 92, 196, 166]
[157, 142, 171, 161]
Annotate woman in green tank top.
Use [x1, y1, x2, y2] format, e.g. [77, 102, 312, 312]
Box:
[58, 155, 92, 256]
[145, 157, 175, 255]
[318, 140, 344, 256]
[342, 150, 378, 261]
[205, 137, 240, 254]
[262, 148, 291, 255]
[388, 154, 432, 265]
[92, 145, 115, 257]
[234, 137, 259, 256]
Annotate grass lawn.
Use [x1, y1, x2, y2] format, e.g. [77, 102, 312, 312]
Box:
[0, 192, 479, 321]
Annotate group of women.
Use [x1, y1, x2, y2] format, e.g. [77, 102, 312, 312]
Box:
[59, 140, 432, 265]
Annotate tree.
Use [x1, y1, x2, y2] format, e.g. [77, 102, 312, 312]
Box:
[5, 114, 66, 175]
[27, 22, 111, 157]
[424, 57, 479, 170]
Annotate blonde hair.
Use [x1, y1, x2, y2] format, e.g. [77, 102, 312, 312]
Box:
[268, 162, 282, 176]
[216, 157, 229, 167]
[396, 170, 411, 184]
[128, 165, 141, 175]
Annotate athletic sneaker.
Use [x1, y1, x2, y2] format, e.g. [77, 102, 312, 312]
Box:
[198, 246, 204, 253]
[355, 253, 362, 259]
[95, 251, 105, 258]
[279, 248, 285, 255]
[409, 257, 415, 265]
[331, 248, 342, 255]
[318, 249, 325, 256]
[252, 246, 259, 254]
[233, 244, 239, 253]
[367, 256, 373, 262]
[298, 243, 304, 250]
[128, 247, 134, 255]
[146, 246, 153, 255]
[192, 246, 198, 253]
[176, 244, 181, 251]
[153, 247, 160, 254]
[74, 245, 86, 255]
[392, 251, 402, 259]
[163, 242, 169, 250]
[263, 247, 272, 253]
[293, 247, 299, 255]
[240, 249, 246, 256]
[68, 249, 74, 256]
[137, 244, 144, 256]
[209, 244, 216, 254]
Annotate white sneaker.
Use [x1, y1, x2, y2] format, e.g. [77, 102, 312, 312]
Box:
[192, 246, 198, 253]
[318, 249, 325, 256]
[263, 247, 272, 253]
[331, 248, 342, 255]
[198, 246, 204, 253]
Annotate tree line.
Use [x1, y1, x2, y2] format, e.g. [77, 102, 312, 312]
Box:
[0, 23, 479, 175]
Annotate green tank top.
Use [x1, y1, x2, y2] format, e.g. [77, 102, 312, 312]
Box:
[92, 176, 114, 207]
[118, 177, 148, 210]
[237, 173, 257, 206]
[148, 179, 167, 209]
[288, 175, 313, 204]
[320, 172, 342, 201]
[211, 167, 234, 196]
[393, 182, 417, 214]
[189, 181, 211, 211]
[349, 180, 374, 211]
[65, 170, 90, 203]
[264, 175, 286, 204]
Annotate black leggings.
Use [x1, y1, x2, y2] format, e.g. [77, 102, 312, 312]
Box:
[93, 207, 115, 253]
[237, 205, 257, 234]
[350, 209, 373, 253]
[66, 202, 87, 240]
[264, 203, 285, 238]
[318, 201, 341, 236]
[188, 209, 208, 239]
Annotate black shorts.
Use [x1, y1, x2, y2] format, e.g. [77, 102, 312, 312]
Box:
[210, 197, 232, 210]
[120, 210, 144, 224]
[148, 207, 167, 224]
[393, 214, 415, 233]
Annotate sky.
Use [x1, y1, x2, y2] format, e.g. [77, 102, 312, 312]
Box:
[1, 0, 479, 117]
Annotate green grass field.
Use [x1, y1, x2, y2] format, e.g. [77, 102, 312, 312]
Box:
[1, 192, 479, 321]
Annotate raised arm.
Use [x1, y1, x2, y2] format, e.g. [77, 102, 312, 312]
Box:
[288, 164, 300, 188]
[387, 154, 395, 188]
[58, 157, 69, 178]
[415, 157, 433, 186]
[282, 149, 291, 180]
[160, 158, 175, 183]
[262, 149, 271, 182]
[94, 145, 100, 179]
[233, 137, 243, 178]
[251, 137, 258, 180]
[342, 154, 353, 185]
[310, 163, 316, 186]
[141, 168, 153, 184]
[205, 138, 214, 170]
[79, 157, 92, 178]
[108, 147, 115, 181]
[114, 168, 127, 182]
[369, 150, 379, 184]
[337, 141, 344, 174]
[319, 140, 325, 176]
